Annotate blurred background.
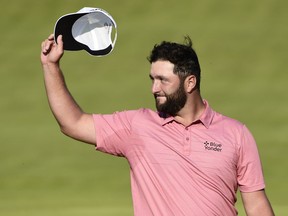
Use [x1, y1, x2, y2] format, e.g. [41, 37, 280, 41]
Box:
[1, 0, 287, 215]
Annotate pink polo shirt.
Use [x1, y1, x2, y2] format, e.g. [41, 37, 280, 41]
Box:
[93, 101, 265, 216]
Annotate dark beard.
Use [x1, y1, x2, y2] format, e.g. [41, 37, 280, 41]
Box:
[155, 82, 187, 116]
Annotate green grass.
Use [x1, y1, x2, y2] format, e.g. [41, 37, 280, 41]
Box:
[1, 0, 287, 215]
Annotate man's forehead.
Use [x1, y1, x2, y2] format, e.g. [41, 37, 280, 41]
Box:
[150, 60, 175, 75]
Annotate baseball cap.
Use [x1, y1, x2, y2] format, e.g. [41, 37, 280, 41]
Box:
[54, 7, 117, 56]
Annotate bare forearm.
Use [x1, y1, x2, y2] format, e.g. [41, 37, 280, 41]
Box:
[241, 190, 275, 216]
[43, 62, 84, 133]
[41, 34, 96, 145]
[245, 201, 274, 216]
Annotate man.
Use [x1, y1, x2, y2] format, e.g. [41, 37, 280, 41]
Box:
[41, 34, 274, 215]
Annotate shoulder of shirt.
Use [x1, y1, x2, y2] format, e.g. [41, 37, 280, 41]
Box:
[117, 108, 156, 115]
[212, 109, 245, 130]
[117, 108, 162, 123]
[112, 108, 158, 118]
[132, 108, 159, 118]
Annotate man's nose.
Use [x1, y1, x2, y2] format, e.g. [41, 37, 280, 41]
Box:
[151, 80, 160, 94]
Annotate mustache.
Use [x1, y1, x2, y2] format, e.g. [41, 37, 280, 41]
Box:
[154, 93, 166, 98]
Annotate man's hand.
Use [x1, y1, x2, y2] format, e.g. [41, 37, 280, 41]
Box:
[41, 34, 64, 65]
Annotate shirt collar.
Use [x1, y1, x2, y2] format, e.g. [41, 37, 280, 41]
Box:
[160, 100, 214, 129]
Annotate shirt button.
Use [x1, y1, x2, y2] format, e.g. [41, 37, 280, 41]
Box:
[186, 137, 189, 141]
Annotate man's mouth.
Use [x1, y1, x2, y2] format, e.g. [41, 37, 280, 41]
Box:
[154, 94, 165, 99]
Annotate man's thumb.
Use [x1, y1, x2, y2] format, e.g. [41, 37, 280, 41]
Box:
[57, 35, 64, 51]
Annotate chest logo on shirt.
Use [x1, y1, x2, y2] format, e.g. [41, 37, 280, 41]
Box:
[203, 141, 222, 152]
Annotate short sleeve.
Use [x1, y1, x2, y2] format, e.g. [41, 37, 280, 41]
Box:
[93, 110, 137, 157]
[237, 125, 266, 192]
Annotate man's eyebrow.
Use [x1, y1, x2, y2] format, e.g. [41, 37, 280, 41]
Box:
[149, 74, 166, 80]
[149, 74, 154, 79]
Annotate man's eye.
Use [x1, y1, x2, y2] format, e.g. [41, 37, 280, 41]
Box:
[160, 78, 168, 83]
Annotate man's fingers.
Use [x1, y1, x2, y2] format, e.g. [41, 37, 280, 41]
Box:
[41, 34, 64, 57]
[41, 36, 55, 54]
[41, 39, 53, 54]
[48, 34, 55, 41]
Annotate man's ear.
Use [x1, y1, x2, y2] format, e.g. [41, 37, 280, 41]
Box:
[185, 75, 197, 93]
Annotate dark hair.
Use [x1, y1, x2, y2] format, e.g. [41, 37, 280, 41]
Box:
[147, 36, 201, 90]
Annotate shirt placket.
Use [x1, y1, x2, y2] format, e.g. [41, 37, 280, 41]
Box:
[183, 127, 191, 155]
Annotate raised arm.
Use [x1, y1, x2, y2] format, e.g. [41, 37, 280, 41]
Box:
[40, 34, 96, 145]
[241, 189, 274, 216]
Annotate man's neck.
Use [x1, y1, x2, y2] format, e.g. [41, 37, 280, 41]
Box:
[174, 96, 206, 127]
